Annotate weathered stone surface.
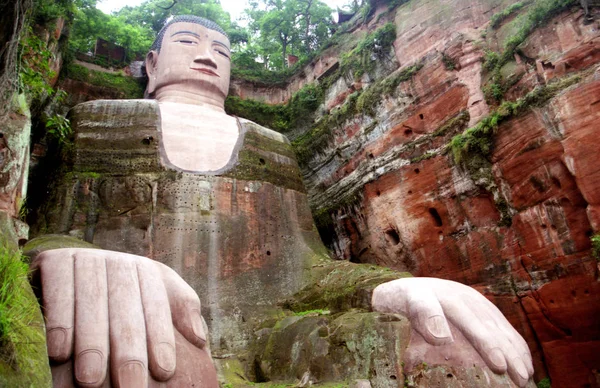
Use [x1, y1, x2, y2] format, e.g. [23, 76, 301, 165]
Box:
[0, 96, 51, 387]
[0, 95, 31, 228]
[32, 99, 326, 357]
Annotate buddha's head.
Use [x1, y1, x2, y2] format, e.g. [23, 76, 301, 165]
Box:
[145, 15, 231, 107]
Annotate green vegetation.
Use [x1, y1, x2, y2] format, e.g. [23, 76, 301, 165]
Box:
[482, 0, 578, 103]
[442, 52, 457, 70]
[292, 61, 421, 166]
[32, 0, 77, 25]
[489, 1, 528, 29]
[45, 114, 72, 144]
[63, 63, 144, 98]
[340, 23, 397, 79]
[225, 96, 290, 132]
[18, 26, 56, 102]
[356, 63, 422, 116]
[451, 73, 580, 165]
[537, 377, 551, 388]
[286, 260, 411, 313]
[294, 309, 330, 316]
[591, 234, 600, 261]
[450, 73, 580, 227]
[0, 244, 47, 386]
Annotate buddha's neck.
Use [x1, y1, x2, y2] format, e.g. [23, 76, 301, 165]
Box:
[155, 88, 226, 112]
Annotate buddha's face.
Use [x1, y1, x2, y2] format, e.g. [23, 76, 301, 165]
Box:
[146, 21, 231, 102]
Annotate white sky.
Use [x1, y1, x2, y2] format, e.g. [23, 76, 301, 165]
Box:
[96, 0, 352, 22]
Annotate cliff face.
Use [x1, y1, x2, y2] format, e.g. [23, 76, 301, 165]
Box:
[231, 0, 600, 386]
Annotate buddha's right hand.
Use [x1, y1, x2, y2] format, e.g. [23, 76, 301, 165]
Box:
[31, 248, 207, 387]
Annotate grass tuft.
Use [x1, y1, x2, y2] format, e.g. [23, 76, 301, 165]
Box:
[0, 244, 45, 373]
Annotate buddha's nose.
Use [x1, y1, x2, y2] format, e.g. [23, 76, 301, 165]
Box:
[193, 50, 217, 69]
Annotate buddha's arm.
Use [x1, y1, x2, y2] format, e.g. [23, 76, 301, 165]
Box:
[31, 248, 213, 387]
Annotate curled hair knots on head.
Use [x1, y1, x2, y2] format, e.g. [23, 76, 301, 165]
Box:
[151, 15, 229, 53]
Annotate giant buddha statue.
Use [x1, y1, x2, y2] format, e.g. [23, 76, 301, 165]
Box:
[30, 15, 534, 387]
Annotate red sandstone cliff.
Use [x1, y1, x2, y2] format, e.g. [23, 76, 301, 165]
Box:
[233, 0, 600, 386]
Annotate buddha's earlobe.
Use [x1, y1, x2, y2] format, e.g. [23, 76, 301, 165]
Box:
[145, 50, 159, 95]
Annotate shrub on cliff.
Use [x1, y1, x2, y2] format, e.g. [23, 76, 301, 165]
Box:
[592, 235, 600, 261]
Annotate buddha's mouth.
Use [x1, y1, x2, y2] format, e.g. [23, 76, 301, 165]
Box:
[192, 68, 219, 77]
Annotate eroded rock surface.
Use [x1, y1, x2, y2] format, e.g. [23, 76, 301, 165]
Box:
[263, 1, 600, 386]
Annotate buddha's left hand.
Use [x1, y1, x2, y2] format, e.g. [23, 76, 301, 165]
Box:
[372, 277, 534, 387]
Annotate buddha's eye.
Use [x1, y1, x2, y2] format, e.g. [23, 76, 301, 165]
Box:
[177, 39, 197, 45]
[215, 49, 230, 59]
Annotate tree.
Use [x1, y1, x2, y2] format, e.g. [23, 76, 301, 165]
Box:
[244, 0, 332, 70]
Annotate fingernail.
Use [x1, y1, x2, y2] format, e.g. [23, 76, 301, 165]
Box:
[514, 357, 529, 380]
[191, 310, 206, 345]
[155, 342, 176, 372]
[426, 315, 451, 339]
[47, 328, 66, 359]
[118, 361, 147, 388]
[488, 347, 507, 370]
[75, 349, 104, 385]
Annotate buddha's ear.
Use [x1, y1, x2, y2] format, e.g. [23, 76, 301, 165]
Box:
[145, 50, 159, 95]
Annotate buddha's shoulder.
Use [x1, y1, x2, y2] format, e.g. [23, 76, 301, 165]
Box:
[237, 117, 290, 146]
[70, 99, 160, 128]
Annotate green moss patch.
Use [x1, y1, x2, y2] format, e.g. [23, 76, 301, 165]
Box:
[224, 149, 305, 193]
[284, 260, 411, 313]
[63, 63, 145, 99]
[226, 96, 291, 132]
[23, 234, 98, 259]
[339, 23, 397, 80]
[489, 1, 529, 29]
[450, 73, 581, 226]
[0, 244, 51, 387]
[482, 0, 578, 102]
[451, 73, 581, 165]
[591, 234, 600, 261]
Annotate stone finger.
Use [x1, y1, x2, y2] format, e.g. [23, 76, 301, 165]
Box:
[137, 260, 176, 381]
[107, 255, 148, 388]
[33, 249, 75, 364]
[74, 250, 109, 387]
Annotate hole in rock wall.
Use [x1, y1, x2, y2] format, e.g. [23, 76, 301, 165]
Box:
[408, 190, 412, 194]
[259, 158, 266, 165]
[384, 228, 401, 246]
[447, 373, 454, 378]
[376, 190, 381, 196]
[389, 375, 397, 380]
[0, 133, 4, 138]
[586, 229, 593, 237]
[541, 61, 555, 70]
[404, 129, 413, 135]
[419, 114, 424, 120]
[429, 208, 443, 227]
[368, 153, 374, 159]
[141, 136, 154, 145]
[266, 250, 271, 256]
[551, 176, 562, 189]
[414, 168, 420, 174]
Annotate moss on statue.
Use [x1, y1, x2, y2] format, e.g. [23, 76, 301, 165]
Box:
[23, 234, 98, 259]
[284, 260, 411, 313]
